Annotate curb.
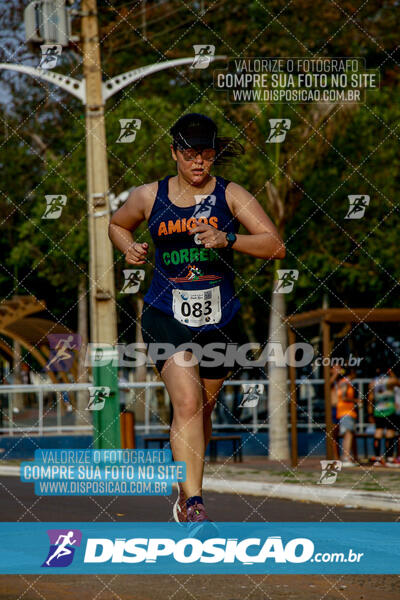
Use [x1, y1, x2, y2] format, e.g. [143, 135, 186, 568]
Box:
[0, 466, 20, 476]
[203, 477, 400, 513]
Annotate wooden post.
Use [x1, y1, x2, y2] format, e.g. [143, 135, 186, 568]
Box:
[120, 413, 126, 449]
[288, 326, 298, 467]
[125, 411, 136, 449]
[120, 411, 135, 449]
[322, 320, 333, 459]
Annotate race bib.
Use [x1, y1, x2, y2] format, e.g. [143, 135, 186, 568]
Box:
[172, 287, 221, 327]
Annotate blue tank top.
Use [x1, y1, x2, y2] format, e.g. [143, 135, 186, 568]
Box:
[144, 174, 241, 331]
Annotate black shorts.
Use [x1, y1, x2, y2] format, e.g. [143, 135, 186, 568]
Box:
[374, 415, 398, 432]
[394, 414, 400, 433]
[141, 302, 241, 379]
[385, 414, 400, 433]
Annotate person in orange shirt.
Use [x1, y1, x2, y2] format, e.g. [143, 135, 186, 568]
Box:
[336, 367, 362, 466]
[330, 364, 344, 460]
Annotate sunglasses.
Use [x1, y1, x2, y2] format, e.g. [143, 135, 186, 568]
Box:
[177, 147, 216, 162]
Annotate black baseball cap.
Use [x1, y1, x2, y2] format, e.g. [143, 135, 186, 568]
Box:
[170, 113, 218, 149]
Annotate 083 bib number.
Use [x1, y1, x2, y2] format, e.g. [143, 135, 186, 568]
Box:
[172, 287, 221, 327]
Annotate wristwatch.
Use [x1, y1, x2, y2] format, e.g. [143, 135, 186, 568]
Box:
[225, 232, 237, 249]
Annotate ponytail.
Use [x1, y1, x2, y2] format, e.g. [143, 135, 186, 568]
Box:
[214, 136, 245, 165]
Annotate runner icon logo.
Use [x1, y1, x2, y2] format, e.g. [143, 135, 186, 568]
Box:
[121, 269, 145, 293]
[42, 195, 67, 219]
[273, 270, 299, 294]
[39, 44, 62, 70]
[86, 386, 110, 411]
[239, 384, 264, 407]
[42, 529, 82, 568]
[116, 119, 142, 143]
[192, 194, 217, 219]
[190, 45, 215, 69]
[187, 265, 202, 280]
[345, 195, 370, 219]
[169, 265, 222, 284]
[266, 118, 291, 143]
[317, 460, 342, 485]
[45, 334, 81, 372]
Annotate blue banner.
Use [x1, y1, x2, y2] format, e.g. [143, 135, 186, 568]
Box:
[0, 523, 398, 574]
[20, 449, 186, 496]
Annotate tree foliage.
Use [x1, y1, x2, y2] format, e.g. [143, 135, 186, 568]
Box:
[1, 0, 399, 344]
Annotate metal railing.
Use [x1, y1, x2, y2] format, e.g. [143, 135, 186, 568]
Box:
[0, 378, 373, 436]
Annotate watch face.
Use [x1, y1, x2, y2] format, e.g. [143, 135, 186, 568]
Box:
[227, 232, 236, 242]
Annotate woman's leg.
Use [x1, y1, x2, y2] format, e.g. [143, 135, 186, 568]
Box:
[201, 377, 225, 448]
[385, 427, 396, 460]
[200, 377, 226, 484]
[161, 351, 205, 500]
[373, 428, 383, 460]
[332, 423, 340, 460]
[342, 430, 353, 462]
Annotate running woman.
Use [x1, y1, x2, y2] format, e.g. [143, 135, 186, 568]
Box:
[109, 113, 285, 522]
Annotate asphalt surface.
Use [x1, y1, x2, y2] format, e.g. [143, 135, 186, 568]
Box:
[0, 476, 399, 600]
[1, 476, 399, 522]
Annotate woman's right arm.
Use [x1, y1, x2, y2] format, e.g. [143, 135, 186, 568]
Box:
[108, 184, 155, 265]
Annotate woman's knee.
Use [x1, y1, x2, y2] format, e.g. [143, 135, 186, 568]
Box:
[172, 394, 202, 421]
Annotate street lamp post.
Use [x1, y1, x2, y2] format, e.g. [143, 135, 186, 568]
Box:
[81, 0, 120, 450]
[1, 0, 227, 448]
[82, 0, 117, 346]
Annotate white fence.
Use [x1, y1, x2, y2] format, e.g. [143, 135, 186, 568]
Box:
[0, 378, 373, 436]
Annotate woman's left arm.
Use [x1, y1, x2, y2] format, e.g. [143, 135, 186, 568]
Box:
[226, 182, 285, 259]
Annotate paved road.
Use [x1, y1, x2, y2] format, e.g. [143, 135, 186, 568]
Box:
[1, 476, 398, 522]
[0, 477, 398, 600]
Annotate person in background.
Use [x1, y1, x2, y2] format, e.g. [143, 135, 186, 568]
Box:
[368, 368, 400, 467]
[336, 367, 361, 467]
[330, 364, 343, 461]
[393, 379, 400, 464]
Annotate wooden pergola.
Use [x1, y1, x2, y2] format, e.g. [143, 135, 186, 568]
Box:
[0, 295, 78, 382]
[287, 308, 400, 467]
